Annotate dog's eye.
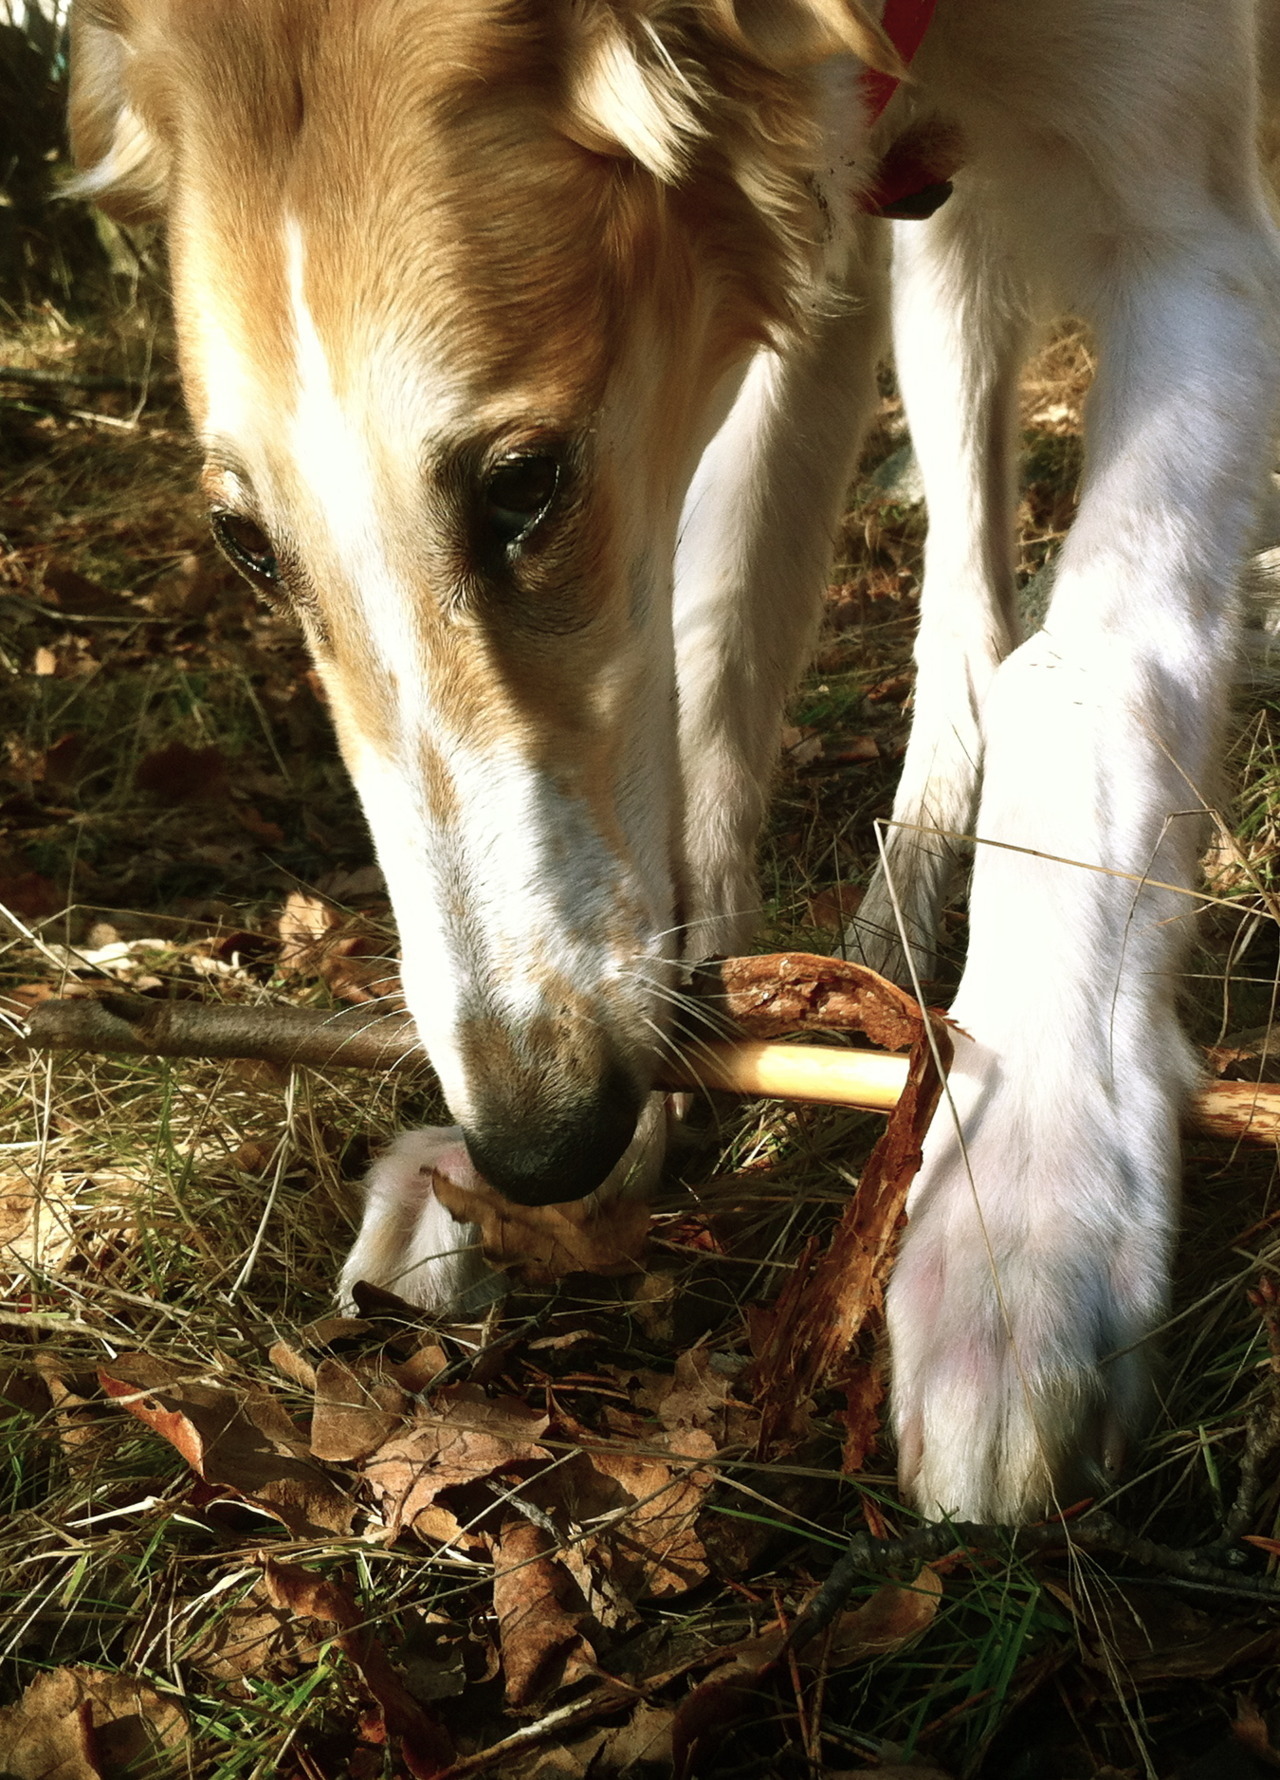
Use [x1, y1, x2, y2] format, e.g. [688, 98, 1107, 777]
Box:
[211, 511, 281, 584]
[481, 453, 560, 548]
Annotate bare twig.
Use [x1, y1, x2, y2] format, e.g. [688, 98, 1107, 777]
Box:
[784, 1510, 1280, 1657]
[0, 365, 179, 393]
[1222, 1273, 1280, 1543]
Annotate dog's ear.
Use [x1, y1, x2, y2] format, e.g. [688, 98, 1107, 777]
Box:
[563, 4, 709, 183]
[562, 0, 904, 184]
[703, 0, 906, 75]
[66, 3, 169, 222]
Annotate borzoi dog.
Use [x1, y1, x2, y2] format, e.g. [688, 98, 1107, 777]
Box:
[69, 0, 1280, 1522]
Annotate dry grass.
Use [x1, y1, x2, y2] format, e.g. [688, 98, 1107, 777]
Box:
[3, 283, 1280, 1780]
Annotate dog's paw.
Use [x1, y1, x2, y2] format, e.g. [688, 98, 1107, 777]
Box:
[337, 1127, 504, 1316]
[887, 1030, 1177, 1522]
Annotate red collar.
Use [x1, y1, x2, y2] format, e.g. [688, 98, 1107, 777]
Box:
[862, 0, 941, 124]
[860, 0, 955, 219]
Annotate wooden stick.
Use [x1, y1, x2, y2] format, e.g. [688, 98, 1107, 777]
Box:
[668, 1039, 909, 1109]
[9, 991, 1280, 1143]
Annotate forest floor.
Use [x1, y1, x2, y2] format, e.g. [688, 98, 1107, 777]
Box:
[3, 281, 1280, 1780]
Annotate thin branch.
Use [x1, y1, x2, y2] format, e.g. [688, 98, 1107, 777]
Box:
[0, 365, 179, 393]
[785, 1510, 1280, 1657]
[7, 989, 1280, 1141]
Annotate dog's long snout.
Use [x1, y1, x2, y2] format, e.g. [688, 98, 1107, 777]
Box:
[459, 1053, 645, 1206]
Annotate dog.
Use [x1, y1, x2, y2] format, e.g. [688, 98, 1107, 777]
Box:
[68, 0, 1280, 1522]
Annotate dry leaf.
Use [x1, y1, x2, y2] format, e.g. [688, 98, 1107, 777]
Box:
[184, 1580, 315, 1683]
[1205, 1025, 1280, 1083]
[548, 1440, 713, 1599]
[0, 1667, 187, 1780]
[41, 564, 137, 617]
[1234, 1693, 1280, 1766]
[431, 1169, 650, 1282]
[865, 672, 914, 704]
[0, 1171, 138, 1282]
[671, 1568, 941, 1778]
[32, 636, 98, 678]
[31, 1357, 115, 1475]
[635, 1346, 756, 1447]
[0, 863, 61, 918]
[364, 1384, 550, 1544]
[824, 733, 881, 764]
[0, 1172, 79, 1274]
[310, 1356, 410, 1463]
[276, 889, 402, 1004]
[134, 741, 228, 803]
[806, 883, 865, 931]
[262, 1558, 453, 1776]
[488, 1513, 595, 1707]
[780, 725, 824, 766]
[100, 1353, 356, 1538]
[1081, 1587, 1280, 1683]
[824, 1566, 943, 1663]
[548, 1702, 676, 1777]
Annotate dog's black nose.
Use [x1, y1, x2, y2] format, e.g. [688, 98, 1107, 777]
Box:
[460, 1060, 644, 1206]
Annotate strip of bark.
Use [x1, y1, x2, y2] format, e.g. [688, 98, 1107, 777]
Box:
[686, 951, 932, 1047]
[747, 1003, 952, 1462]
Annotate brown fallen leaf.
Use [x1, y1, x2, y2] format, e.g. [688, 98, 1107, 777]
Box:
[671, 1569, 941, 1778]
[431, 1169, 650, 1283]
[865, 671, 914, 704]
[805, 883, 865, 932]
[310, 1356, 411, 1463]
[824, 1566, 943, 1663]
[1080, 1586, 1280, 1683]
[184, 1579, 315, 1683]
[780, 725, 824, 766]
[540, 1701, 676, 1777]
[262, 1558, 453, 1777]
[41, 732, 92, 789]
[634, 1346, 756, 1449]
[31, 1356, 115, 1476]
[363, 1384, 551, 1545]
[0, 1171, 79, 1274]
[99, 1353, 356, 1538]
[235, 804, 285, 845]
[1205, 1024, 1280, 1083]
[32, 635, 98, 678]
[41, 564, 139, 618]
[1234, 1693, 1280, 1767]
[0, 862, 62, 918]
[0, 1667, 187, 1780]
[488, 1513, 596, 1708]
[276, 889, 403, 1005]
[134, 741, 228, 803]
[822, 733, 881, 765]
[539, 1439, 714, 1601]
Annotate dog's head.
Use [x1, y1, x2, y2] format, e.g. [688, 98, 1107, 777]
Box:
[70, 0, 895, 1203]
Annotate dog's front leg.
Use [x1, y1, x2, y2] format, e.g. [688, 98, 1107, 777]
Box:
[674, 229, 888, 961]
[851, 194, 1032, 983]
[890, 211, 1280, 1521]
